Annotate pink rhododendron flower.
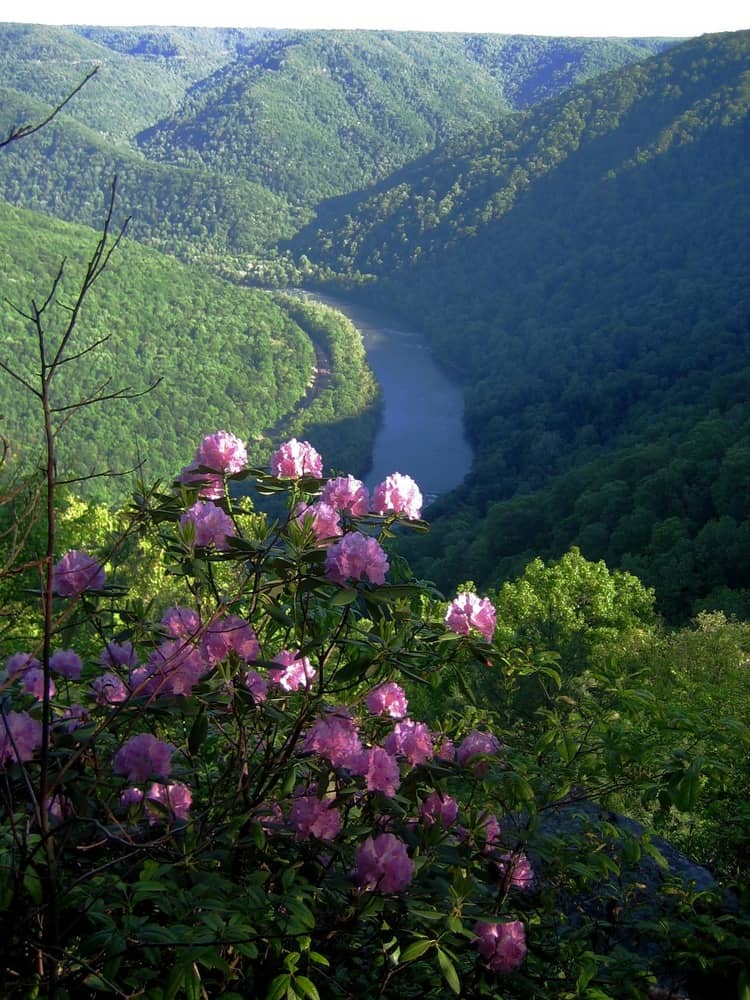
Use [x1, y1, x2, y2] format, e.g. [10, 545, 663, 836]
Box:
[132, 640, 206, 699]
[324, 532, 389, 586]
[270, 438, 323, 478]
[202, 615, 259, 665]
[245, 670, 268, 703]
[355, 833, 414, 893]
[372, 472, 423, 520]
[180, 501, 235, 549]
[161, 607, 201, 639]
[113, 733, 175, 784]
[268, 650, 316, 692]
[120, 786, 144, 810]
[177, 463, 224, 499]
[304, 709, 362, 767]
[52, 549, 105, 597]
[23, 667, 55, 701]
[481, 813, 502, 852]
[91, 672, 129, 705]
[435, 737, 456, 762]
[50, 649, 83, 680]
[6, 652, 40, 678]
[350, 746, 401, 798]
[473, 920, 527, 973]
[321, 475, 370, 516]
[0, 710, 42, 765]
[59, 703, 90, 733]
[365, 682, 408, 718]
[457, 729, 501, 776]
[195, 430, 247, 474]
[255, 801, 283, 834]
[497, 851, 535, 890]
[146, 781, 192, 825]
[288, 792, 342, 841]
[101, 641, 138, 670]
[445, 592, 497, 643]
[383, 719, 434, 766]
[294, 501, 342, 543]
[419, 791, 459, 827]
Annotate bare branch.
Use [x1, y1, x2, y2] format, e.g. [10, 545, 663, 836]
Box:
[0, 67, 99, 150]
[55, 459, 147, 486]
[49, 180, 129, 373]
[50, 377, 162, 412]
[0, 357, 40, 397]
[53, 334, 113, 367]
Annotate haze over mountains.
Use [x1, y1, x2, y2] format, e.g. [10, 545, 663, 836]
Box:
[1, 22, 748, 619]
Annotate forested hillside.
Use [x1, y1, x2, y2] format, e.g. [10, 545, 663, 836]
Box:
[0, 87, 302, 254]
[0, 202, 377, 496]
[294, 30, 750, 618]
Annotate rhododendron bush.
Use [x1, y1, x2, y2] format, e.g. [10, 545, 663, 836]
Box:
[2, 435, 559, 997]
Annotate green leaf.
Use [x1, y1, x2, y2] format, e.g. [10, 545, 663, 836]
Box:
[333, 654, 375, 685]
[437, 949, 460, 995]
[400, 939, 434, 963]
[329, 587, 358, 606]
[294, 976, 321, 1000]
[188, 710, 208, 756]
[266, 974, 291, 1000]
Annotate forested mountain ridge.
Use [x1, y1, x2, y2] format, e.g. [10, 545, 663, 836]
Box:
[0, 23, 267, 141]
[293, 31, 749, 277]
[134, 31, 513, 204]
[293, 31, 750, 618]
[135, 31, 672, 204]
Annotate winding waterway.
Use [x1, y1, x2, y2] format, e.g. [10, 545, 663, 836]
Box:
[310, 295, 473, 504]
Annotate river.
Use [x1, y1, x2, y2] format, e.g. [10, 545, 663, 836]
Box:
[310, 295, 473, 505]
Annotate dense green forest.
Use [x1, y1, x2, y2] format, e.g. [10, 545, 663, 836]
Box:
[0, 202, 377, 496]
[294, 30, 750, 618]
[0, 24, 672, 251]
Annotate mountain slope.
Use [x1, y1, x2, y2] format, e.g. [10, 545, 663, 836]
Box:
[135, 30, 671, 206]
[0, 87, 301, 255]
[294, 31, 750, 617]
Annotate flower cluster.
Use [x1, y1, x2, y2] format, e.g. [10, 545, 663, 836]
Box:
[445, 591, 497, 643]
[325, 531, 389, 585]
[321, 474, 370, 516]
[270, 438, 323, 478]
[473, 920, 527, 973]
[372, 472, 423, 520]
[113, 733, 175, 784]
[180, 500, 235, 549]
[178, 430, 247, 498]
[365, 681, 408, 718]
[355, 833, 414, 894]
[52, 549, 105, 597]
[268, 650, 316, 692]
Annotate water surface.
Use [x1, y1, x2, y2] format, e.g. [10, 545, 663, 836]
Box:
[312, 295, 473, 503]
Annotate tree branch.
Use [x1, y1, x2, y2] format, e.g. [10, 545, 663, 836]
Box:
[0, 67, 99, 150]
